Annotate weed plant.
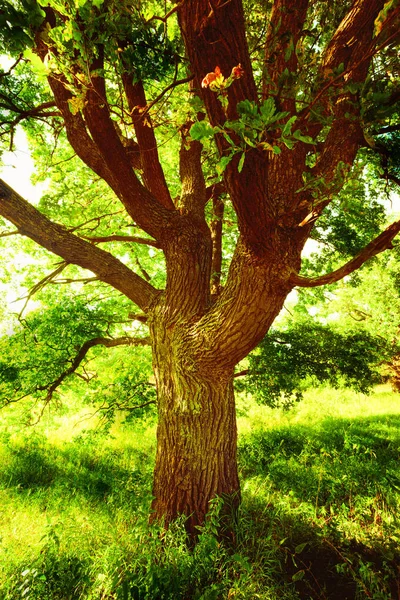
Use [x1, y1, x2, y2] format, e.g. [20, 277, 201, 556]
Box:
[0, 386, 399, 599]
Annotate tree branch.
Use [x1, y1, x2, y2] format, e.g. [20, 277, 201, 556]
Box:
[17, 261, 68, 318]
[178, 122, 208, 218]
[139, 74, 195, 119]
[81, 50, 176, 239]
[263, 0, 310, 111]
[210, 193, 224, 295]
[291, 219, 400, 288]
[37, 335, 151, 404]
[0, 229, 19, 238]
[34, 19, 176, 241]
[178, 0, 258, 127]
[83, 234, 161, 248]
[121, 74, 174, 210]
[0, 179, 158, 311]
[307, 0, 388, 194]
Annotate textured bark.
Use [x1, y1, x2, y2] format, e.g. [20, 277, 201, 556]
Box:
[150, 314, 240, 534]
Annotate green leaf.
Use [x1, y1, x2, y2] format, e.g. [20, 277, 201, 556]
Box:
[282, 115, 297, 137]
[292, 570, 305, 582]
[222, 132, 236, 147]
[295, 542, 308, 554]
[190, 120, 214, 141]
[282, 138, 295, 149]
[243, 136, 256, 148]
[23, 48, 47, 77]
[237, 99, 258, 117]
[216, 154, 234, 175]
[293, 130, 314, 144]
[260, 98, 276, 123]
[237, 152, 245, 173]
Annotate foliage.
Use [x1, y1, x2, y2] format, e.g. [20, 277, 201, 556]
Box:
[1, 387, 400, 598]
[289, 244, 400, 393]
[0, 293, 152, 418]
[242, 321, 387, 408]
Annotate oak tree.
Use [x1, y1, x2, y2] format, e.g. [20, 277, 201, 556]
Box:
[0, 0, 399, 534]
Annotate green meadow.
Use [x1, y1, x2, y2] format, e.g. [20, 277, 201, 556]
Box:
[0, 385, 399, 600]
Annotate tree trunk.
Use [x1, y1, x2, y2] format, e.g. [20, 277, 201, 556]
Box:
[149, 316, 240, 537]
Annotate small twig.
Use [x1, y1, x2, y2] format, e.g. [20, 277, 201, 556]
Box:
[17, 262, 68, 318]
[0, 55, 23, 77]
[233, 369, 249, 378]
[139, 74, 195, 120]
[0, 229, 20, 238]
[146, 1, 184, 23]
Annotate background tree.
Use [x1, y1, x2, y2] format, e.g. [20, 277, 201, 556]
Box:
[0, 0, 399, 535]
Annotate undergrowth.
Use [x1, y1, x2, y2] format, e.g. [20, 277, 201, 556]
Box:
[0, 386, 399, 599]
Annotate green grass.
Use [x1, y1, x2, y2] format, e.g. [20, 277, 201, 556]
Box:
[0, 386, 399, 599]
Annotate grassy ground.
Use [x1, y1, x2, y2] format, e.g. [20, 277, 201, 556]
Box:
[0, 385, 399, 599]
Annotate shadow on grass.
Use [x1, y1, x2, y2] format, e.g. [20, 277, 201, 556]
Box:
[239, 414, 400, 501]
[238, 413, 400, 599]
[239, 492, 400, 600]
[0, 430, 154, 506]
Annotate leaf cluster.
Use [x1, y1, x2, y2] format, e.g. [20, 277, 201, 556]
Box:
[191, 98, 314, 174]
[0, 293, 151, 413]
[0, 0, 45, 55]
[243, 322, 387, 408]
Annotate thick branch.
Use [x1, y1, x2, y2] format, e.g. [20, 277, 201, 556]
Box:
[178, 0, 258, 127]
[0, 179, 158, 311]
[44, 74, 120, 190]
[310, 0, 387, 191]
[122, 75, 174, 210]
[291, 219, 400, 288]
[263, 0, 310, 110]
[83, 234, 161, 248]
[178, 123, 208, 218]
[82, 53, 176, 239]
[322, 0, 385, 75]
[210, 193, 224, 295]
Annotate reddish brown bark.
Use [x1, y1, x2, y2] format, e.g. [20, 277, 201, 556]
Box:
[150, 313, 240, 534]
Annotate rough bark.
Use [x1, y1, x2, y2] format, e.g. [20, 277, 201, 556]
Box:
[150, 313, 240, 535]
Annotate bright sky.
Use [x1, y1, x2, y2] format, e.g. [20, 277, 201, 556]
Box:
[0, 129, 47, 204]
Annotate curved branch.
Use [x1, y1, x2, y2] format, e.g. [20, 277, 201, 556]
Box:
[291, 219, 400, 288]
[0, 179, 158, 311]
[38, 335, 151, 404]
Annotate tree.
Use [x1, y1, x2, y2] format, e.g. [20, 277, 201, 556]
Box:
[0, 0, 399, 535]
